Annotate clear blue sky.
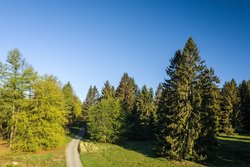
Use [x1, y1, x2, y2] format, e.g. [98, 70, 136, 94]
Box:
[0, 0, 249, 101]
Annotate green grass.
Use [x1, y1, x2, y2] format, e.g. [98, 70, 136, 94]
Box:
[204, 134, 250, 167]
[79, 140, 203, 167]
[80, 134, 250, 167]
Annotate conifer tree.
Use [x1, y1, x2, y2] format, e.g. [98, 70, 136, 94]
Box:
[116, 73, 138, 113]
[62, 82, 82, 124]
[220, 79, 241, 134]
[87, 97, 123, 143]
[116, 73, 138, 136]
[101, 80, 115, 99]
[195, 68, 221, 157]
[155, 83, 163, 109]
[81, 85, 100, 122]
[158, 38, 211, 160]
[133, 85, 156, 139]
[239, 80, 250, 132]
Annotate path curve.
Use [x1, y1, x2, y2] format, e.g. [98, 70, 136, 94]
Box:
[66, 127, 85, 167]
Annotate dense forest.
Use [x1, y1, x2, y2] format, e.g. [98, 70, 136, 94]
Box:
[0, 38, 250, 161]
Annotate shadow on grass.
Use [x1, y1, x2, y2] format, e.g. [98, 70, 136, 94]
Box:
[203, 135, 250, 167]
[117, 140, 159, 158]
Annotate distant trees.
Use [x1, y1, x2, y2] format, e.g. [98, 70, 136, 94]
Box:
[81, 85, 99, 122]
[132, 85, 157, 139]
[116, 73, 138, 136]
[62, 82, 82, 124]
[86, 82, 123, 143]
[101, 80, 115, 99]
[239, 80, 250, 133]
[220, 79, 241, 134]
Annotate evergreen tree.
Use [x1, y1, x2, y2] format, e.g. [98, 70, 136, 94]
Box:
[87, 97, 123, 143]
[155, 83, 163, 109]
[81, 85, 100, 122]
[195, 68, 221, 157]
[157, 38, 209, 160]
[62, 82, 81, 124]
[101, 80, 115, 99]
[220, 79, 241, 134]
[239, 80, 250, 133]
[133, 85, 157, 139]
[116, 73, 138, 113]
[116, 73, 138, 136]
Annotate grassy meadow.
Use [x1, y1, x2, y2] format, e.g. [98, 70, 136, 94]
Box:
[79, 134, 250, 167]
[79, 140, 203, 167]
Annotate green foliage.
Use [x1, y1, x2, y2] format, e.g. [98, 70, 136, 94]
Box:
[82, 85, 100, 122]
[0, 48, 38, 145]
[116, 73, 138, 136]
[12, 76, 67, 151]
[220, 79, 241, 134]
[132, 85, 157, 139]
[195, 68, 221, 156]
[87, 97, 123, 143]
[157, 38, 220, 160]
[0, 49, 67, 152]
[62, 82, 82, 124]
[116, 73, 138, 113]
[101, 80, 115, 99]
[239, 80, 250, 133]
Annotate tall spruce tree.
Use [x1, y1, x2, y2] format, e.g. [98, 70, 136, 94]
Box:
[101, 80, 115, 99]
[133, 85, 157, 139]
[62, 82, 82, 124]
[195, 68, 221, 157]
[155, 83, 163, 109]
[81, 85, 100, 122]
[116, 73, 138, 113]
[239, 80, 250, 133]
[220, 79, 241, 134]
[116, 73, 138, 136]
[158, 38, 216, 160]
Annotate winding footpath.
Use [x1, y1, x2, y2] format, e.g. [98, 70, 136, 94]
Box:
[66, 127, 85, 167]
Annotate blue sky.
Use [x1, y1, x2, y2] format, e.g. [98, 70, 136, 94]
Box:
[0, 0, 249, 100]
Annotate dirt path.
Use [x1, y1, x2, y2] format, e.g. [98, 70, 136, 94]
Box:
[66, 127, 85, 167]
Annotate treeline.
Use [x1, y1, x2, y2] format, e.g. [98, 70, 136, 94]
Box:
[0, 49, 82, 151]
[0, 38, 249, 160]
[83, 38, 250, 161]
